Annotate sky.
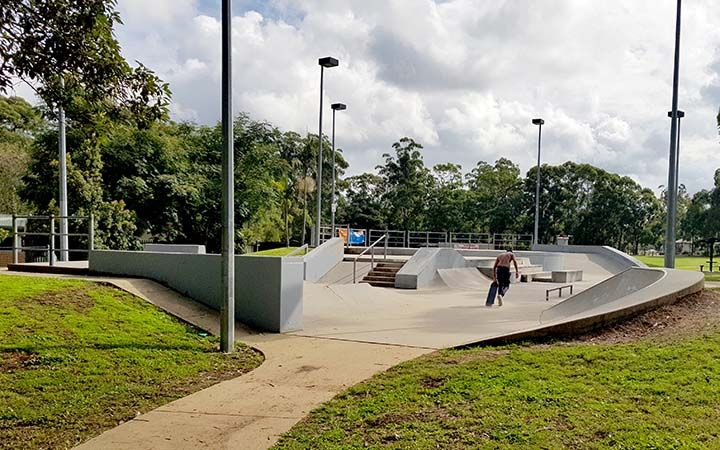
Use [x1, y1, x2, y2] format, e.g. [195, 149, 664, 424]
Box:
[93, 1, 720, 192]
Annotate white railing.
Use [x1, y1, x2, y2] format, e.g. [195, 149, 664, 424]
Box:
[352, 234, 388, 283]
[11, 214, 94, 266]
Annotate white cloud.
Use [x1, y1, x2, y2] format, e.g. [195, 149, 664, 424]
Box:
[108, 0, 720, 193]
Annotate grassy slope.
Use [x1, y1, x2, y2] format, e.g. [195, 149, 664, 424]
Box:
[0, 275, 263, 449]
[275, 311, 720, 449]
[250, 247, 305, 256]
[637, 255, 720, 282]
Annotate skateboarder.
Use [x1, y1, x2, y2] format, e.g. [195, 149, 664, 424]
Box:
[486, 248, 520, 307]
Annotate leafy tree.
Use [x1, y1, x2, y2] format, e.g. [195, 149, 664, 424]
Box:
[377, 137, 432, 230]
[0, 96, 43, 212]
[337, 173, 385, 230]
[426, 163, 467, 232]
[466, 158, 524, 234]
[0, 0, 169, 125]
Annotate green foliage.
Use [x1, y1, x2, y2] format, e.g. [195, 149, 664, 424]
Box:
[0, 275, 262, 449]
[377, 137, 432, 230]
[466, 158, 524, 234]
[0, 0, 170, 125]
[337, 173, 385, 229]
[275, 331, 720, 449]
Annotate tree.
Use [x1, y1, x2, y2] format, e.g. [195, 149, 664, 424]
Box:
[0, 96, 43, 212]
[0, 0, 170, 125]
[377, 137, 431, 230]
[466, 158, 524, 234]
[426, 163, 467, 232]
[337, 173, 385, 230]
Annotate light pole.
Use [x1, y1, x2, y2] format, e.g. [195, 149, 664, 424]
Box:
[330, 102, 346, 238]
[220, 0, 234, 353]
[58, 105, 68, 262]
[668, 110, 685, 198]
[532, 118, 544, 246]
[664, 0, 682, 269]
[315, 56, 339, 247]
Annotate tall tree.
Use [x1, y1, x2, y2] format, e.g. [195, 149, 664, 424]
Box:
[426, 163, 467, 232]
[377, 137, 431, 230]
[466, 158, 524, 234]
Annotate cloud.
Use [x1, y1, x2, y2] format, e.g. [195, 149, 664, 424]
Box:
[107, 0, 720, 193]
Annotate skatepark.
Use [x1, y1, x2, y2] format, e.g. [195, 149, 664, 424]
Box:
[83, 238, 704, 349]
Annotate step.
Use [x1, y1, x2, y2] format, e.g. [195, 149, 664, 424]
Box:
[372, 266, 402, 274]
[375, 262, 405, 268]
[363, 274, 397, 282]
[360, 280, 396, 288]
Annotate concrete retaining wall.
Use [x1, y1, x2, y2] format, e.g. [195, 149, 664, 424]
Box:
[89, 250, 304, 333]
[395, 248, 467, 289]
[303, 238, 344, 282]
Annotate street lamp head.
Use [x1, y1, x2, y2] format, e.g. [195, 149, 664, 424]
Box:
[668, 110, 685, 118]
[319, 56, 339, 68]
[532, 118, 545, 126]
[331, 103, 347, 111]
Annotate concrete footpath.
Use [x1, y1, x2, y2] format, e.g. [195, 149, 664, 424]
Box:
[0, 272, 429, 450]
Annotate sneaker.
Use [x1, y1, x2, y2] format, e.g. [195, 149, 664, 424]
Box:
[498, 295, 503, 307]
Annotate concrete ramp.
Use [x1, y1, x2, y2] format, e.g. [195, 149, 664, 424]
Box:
[436, 267, 492, 290]
[542, 267, 664, 322]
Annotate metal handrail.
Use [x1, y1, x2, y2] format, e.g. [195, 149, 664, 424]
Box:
[286, 244, 309, 257]
[11, 213, 94, 266]
[352, 234, 388, 283]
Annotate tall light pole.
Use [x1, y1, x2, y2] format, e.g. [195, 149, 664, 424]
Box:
[532, 118, 544, 246]
[220, 0, 235, 353]
[315, 56, 339, 247]
[668, 110, 685, 198]
[330, 102, 346, 238]
[58, 106, 68, 262]
[664, 0, 682, 269]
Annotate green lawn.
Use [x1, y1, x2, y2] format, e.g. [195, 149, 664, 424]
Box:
[0, 275, 263, 449]
[636, 256, 720, 282]
[250, 246, 308, 256]
[274, 311, 720, 449]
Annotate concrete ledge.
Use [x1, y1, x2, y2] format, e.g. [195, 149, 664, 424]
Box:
[395, 248, 467, 289]
[551, 270, 583, 283]
[143, 244, 206, 254]
[303, 238, 344, 282]
[89, 250, 304, 333]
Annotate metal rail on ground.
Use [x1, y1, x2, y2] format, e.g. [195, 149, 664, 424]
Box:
[286, 244, 309, 257]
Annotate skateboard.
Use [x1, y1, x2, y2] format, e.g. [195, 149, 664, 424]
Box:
[486, 281, 498, 306]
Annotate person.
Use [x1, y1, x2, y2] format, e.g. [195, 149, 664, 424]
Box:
[488, 247, 520, 307]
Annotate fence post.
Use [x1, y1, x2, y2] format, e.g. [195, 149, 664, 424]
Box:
[88, 213, 95, 252]
[12, 214, 18, 264]
[49, 215, 55, 266]
[384, 234, 388, 260]
[405, 230, 409, 248]
[426, 231, 430, 247]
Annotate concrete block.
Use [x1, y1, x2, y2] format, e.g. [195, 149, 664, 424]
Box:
[551, 270, 583, 283]
[303, 238, 344, 282]
[395, 248, 466, 289]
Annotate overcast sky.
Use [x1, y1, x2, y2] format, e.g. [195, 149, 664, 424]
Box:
[109, 1, 720, 193]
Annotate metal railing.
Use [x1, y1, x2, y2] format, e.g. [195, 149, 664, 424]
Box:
[320, 225, 533, 250]
[11, 214, 94, 266]
[286, 244, 309, 257]
[352, 234, 388, 283]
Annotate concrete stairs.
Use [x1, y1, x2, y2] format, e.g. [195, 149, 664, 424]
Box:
[360, 261, 406, 288]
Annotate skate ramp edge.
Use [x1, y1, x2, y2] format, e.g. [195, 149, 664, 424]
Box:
[458, 268, 703, 348]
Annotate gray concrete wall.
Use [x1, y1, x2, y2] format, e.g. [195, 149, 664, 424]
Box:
[532, 244, 645, 273]
[303, 238, 344, 282]
[89, 250, 304, 333]
[143, 244, 206, 254]
[395, 248, 467, 289]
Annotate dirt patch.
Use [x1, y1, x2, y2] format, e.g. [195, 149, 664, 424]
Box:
[25, 286, 95, 312]
[570, 289, 720, 345]
[421, 375, 448, 389]
[0, 351, 39, 373]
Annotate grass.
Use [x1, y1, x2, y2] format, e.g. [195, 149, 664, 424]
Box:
[0, 275, 263, 449]
[250, 247, 308, 257]
[636, 256, 720, 282]
[274, 324, 720, 448]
